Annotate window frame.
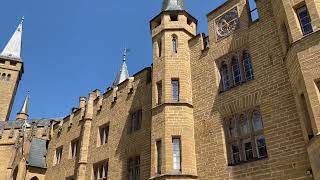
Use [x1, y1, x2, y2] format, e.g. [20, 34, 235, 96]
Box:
[70, 139, 79, 159]
[224, 108, 268, 166]
[156, 81, 163, 105]
[172, 137, 182, 173]
[172, 35, 178, 54]
[99, 124, 110, 146]
[128, 110, 142, 134]
[93, 160, 108, 180]
[171, 79, 180, 103]
[55, 146, 63, 165]
[247, 0, 259, 22]
[127, 156, 140, 180]
[231, 56, 242, 86]
[296, 5, 313, 35]
[156, 140, 162, 174]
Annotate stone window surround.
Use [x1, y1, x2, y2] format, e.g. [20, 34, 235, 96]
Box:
[218, 50, 254, 92]
[295, 4, 313, 35]
[128, 110, 142, 134]
[93, 160, 108, 180]
[54, 146, 63, 166]
[0, 72, 11, 81]
[70, 138, 79, 159]
[223, 107, 268, 166]
[98, 123, 110, 147]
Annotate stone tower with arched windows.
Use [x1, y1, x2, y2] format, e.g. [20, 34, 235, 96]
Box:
[0, 18, 24, 121]
[150, 0, 199, 178]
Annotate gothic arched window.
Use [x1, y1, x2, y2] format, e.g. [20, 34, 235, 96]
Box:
[6, 74, 11, 81]
[221, 62, 230, 91]
[243, 51, 254, 81]
[1, 73, 6, 81]
[252, 110, 263, 131]
[231, 56, 242, 86]
[172, 35, 178, 54]
[239, 114, 250, 135]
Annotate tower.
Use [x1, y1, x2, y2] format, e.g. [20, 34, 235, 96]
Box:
[16, 92, 30, 121]
[0, 17, 24, 121]
[150, 0, 198, 178]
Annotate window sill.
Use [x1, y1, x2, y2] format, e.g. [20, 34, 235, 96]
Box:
[228, 156, 268, 166]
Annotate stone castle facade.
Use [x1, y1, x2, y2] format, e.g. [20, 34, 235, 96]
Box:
[0, 0, 320, 179]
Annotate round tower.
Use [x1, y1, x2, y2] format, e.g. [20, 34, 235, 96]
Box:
[150, 0, 198, 179]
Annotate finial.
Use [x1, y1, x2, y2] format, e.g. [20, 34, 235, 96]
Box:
[21, 16, 25, 24]
[123, 48, 130, 62]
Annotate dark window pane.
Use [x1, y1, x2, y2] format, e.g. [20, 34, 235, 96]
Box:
[244, 141, 254, 161]
[231, 144, 241, 164]
[297, 6, 313, 35]
[172, 80, 180, 102]
[256, 136, 268, 158]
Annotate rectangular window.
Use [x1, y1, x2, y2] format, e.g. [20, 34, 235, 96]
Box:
[55, 146, 63, 165]
[256, 135, 268, 158]
[158, 40, 162, 57]
[99, 125, 109, 146]
[172, 138, 181, 172]
[128, 110, 142, 133]
[70, 139, 79, 159]
[296, 5, 313, 35]
[224, 107, 268, 165]
[243, 140, 254, 161]
[94, 160, 108, 180]
[157, 81, 163, 105]
[156, 140, 162, 174]
[128, 156, 140, 180]
[248, 0, 259, 22]
[231, 144, 241, 164]
[171, 79, 180, 102]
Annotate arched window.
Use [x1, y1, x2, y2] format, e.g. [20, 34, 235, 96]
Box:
[243, 51, 254, 81]
[228, 118, 237, 138]
[1, 73, 6, 81]
[172, 35, 178, 54]
[231, 56, 242, 86]
[30, 177, 39, 180]
[220, 62, 230, 91]
[252, 110, 263, 131]
[6, 74, 11, 81]
[239, 114, 250, 135]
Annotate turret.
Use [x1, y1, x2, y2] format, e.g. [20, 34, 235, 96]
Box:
[150, 0, 198, 179]
[0, 17, 25, 121]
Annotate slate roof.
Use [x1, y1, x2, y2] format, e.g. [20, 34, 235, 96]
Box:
[0, 118, 60, 129]
[28, 137, 48, 168]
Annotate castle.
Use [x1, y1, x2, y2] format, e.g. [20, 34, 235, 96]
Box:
[0, 0, 320, 179]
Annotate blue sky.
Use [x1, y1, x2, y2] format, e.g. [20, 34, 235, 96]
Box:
[0, 0, 226, 120]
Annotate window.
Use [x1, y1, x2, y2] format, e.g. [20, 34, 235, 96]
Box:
[243, 51, 254, 81]
[99, 124, 109, 146]
[219, 51, 254, 92]
[231, 57, 242, 86]
[156, 140, 162, 174]
[221, 62, 230, 91]
[172, 137, 181, 172]
[224, 108, 268, 165]
[1, 73, 6, 81]
[128, 156, 140, 180]
[296, 5, 313, 35]
[316, 80, 320, 93]
[55, 146, 63, 165]
[248, 0, 259, 22]
[94, 161, 108, 180]
[158, 40, 162, 57]
[157, 81, 163, 105]
[170, 14, 178, 21]
[6, 74, 11, 81]
[300, 94, 314, 140]
[172, 35, 178, 54]
[171, 79, 180, 102]
[70, 139, 79, 159]
[128, 110, 142, 133]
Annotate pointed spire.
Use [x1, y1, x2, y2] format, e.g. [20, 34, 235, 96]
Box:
[1, 17, 24, 60]
[16, 92, 30, 121]
[162, 0, 185, 11]
[20, 91, 30, 114]
[113, 49, 130, 86]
